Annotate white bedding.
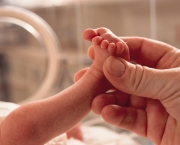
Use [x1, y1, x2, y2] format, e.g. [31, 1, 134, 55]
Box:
[0, 101, 19, 124]
[0, 101, 69, 145]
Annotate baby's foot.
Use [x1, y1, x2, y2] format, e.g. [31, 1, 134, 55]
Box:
[83, 27, 130, 74]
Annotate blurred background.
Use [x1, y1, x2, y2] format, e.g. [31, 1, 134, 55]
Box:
[1, 0, 180, 104]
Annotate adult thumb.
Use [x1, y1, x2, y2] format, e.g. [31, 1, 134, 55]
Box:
[103, 56, 180, 100]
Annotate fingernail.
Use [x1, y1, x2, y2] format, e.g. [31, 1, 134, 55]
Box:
[107, 56, 125, 77]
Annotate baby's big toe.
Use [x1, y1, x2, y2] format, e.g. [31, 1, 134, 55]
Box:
[83, 28, 98, 41]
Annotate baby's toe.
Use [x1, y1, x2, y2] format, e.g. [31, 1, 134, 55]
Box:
[100, 40, 109, 49]
[108, 43, 116, 54]
[92, 36, 102, 45]
[83, 28, 98, 41]
[116, 42, 124, 56]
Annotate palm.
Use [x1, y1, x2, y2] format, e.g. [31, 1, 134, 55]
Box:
[92, 85, 180, 144]
[120, 94, 179, 144]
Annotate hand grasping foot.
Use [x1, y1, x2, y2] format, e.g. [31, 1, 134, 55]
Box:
[83, 27, 130, 78]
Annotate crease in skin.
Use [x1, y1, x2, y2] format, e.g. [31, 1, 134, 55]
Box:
[156, 70, 180, 103]
[131, 65, 145, 95]
[156, 50, 177, 69]
[115, 106, 127, 127]
[125, 108, 137, 129]
[87, 65, 107, 83]
[160, 116, 176, 145]
[168, 51, 180, 68]
[145, 99, 168, 145]
[159, 114, 170, 145]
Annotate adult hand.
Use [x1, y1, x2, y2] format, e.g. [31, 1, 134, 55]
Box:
[76, 37, 180, 145]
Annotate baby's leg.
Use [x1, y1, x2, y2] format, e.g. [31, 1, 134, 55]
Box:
[0, 28, 129, 145]
[83, 27, 130, 76]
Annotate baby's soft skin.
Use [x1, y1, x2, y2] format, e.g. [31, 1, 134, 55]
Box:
[0, 27, 129, 145]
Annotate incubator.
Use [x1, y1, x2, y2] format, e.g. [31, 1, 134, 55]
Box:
[0, 6, 62, 104]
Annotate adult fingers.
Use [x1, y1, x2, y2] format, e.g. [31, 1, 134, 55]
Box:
[121, 37, 179, 68]
[101, 105, 147, 136]
[91, 91, 129, 114]
[103, 56, 180, 101]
